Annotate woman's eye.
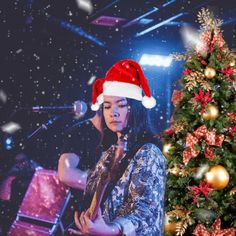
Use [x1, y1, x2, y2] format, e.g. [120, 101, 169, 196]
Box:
[119, 104, 128, 108]
[104, 106, 110, 110]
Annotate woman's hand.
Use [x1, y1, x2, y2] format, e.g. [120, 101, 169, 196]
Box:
[68, 209, 121, 236]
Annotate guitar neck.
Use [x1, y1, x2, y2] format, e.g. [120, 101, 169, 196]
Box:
[88, 135, 128, 221]
[88, 177, 109, 221]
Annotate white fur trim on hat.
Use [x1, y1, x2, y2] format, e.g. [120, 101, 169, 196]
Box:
[103, 81, 142, 101]
[142, 95, 156, 109]
[97, 93, 104, 105]
[91, 102, 100, 111]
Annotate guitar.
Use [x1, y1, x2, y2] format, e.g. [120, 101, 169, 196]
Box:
[87, 134, 128, 221]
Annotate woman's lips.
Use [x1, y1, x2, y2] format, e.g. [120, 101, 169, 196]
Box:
[110, 121, 121, 124]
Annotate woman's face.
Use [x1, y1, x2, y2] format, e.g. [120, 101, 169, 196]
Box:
[103, 95, 129, 134]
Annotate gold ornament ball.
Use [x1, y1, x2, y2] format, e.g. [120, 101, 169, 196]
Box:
[205, 165, 229, 189]
[202, 104, 219, 120]
[204, 67, 216, 79]
[163, 143, 172, 159]
[164, 214, 177, 234]
[201, 110, 211, 121]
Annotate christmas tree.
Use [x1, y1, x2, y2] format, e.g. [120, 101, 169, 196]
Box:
[163, 8, 236, 236]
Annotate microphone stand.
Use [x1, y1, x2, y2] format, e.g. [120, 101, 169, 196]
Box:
[27, 115, 61, 140]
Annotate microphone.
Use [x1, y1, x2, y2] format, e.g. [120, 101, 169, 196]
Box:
[32, 100, 87, 116]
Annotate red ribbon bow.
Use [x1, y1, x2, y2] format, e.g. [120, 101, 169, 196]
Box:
[194, 218, 236, 236]
[183, 125, 224, 165]
[227, 113, 236, 122]
[226, 125, 236, 136]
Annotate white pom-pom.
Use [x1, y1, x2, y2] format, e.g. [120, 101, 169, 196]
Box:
[91, 102, 100, 111]
[142, 96, 156, 109]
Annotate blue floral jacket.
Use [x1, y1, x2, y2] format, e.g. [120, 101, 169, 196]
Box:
[85, 143, 166, 236]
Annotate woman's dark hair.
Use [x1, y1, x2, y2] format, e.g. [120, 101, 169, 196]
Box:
[100, 98, 156, 151]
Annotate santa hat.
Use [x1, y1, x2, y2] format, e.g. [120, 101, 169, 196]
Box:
[102, 59, 156, 109]
[91, 78, 104, 111]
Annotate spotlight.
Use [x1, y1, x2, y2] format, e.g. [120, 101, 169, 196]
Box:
[136, 12, 187, 37]
[162, 0, 176, 7]
[122, 7, 158, 28]
[139, 54, 172, 67]
[47, 15, 105, 47]
[5, 137, 14, 150]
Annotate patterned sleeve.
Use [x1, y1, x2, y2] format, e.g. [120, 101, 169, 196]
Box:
[113, 143, 166, 236]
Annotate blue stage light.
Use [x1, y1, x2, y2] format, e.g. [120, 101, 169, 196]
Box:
[136, 12, 187, 37]
[5, 137, 13, 145]
[122, 7, 158, 28]
[139, 18, 154, 25]
[162, 0, 176, 7]
[139, 54, 172, 67]
[5, 137, 14, 150]
[59, 20, 105, 47]
[48, 15, 105, 47]
[6, 145, 12, 150]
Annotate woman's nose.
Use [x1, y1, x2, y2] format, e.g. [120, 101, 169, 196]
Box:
[110, 107, 119, 117]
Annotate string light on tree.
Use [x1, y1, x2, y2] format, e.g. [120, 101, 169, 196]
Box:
[229, 60, 235, 67]
[205, 165, 229, 189]
[230, 187, 236, 196]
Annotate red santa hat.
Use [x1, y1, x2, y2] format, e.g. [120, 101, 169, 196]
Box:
[103, 59, 156, 108]
[91, 78, 104, 111]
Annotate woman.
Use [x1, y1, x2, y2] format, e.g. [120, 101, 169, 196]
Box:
[69, 60, 166, 236]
